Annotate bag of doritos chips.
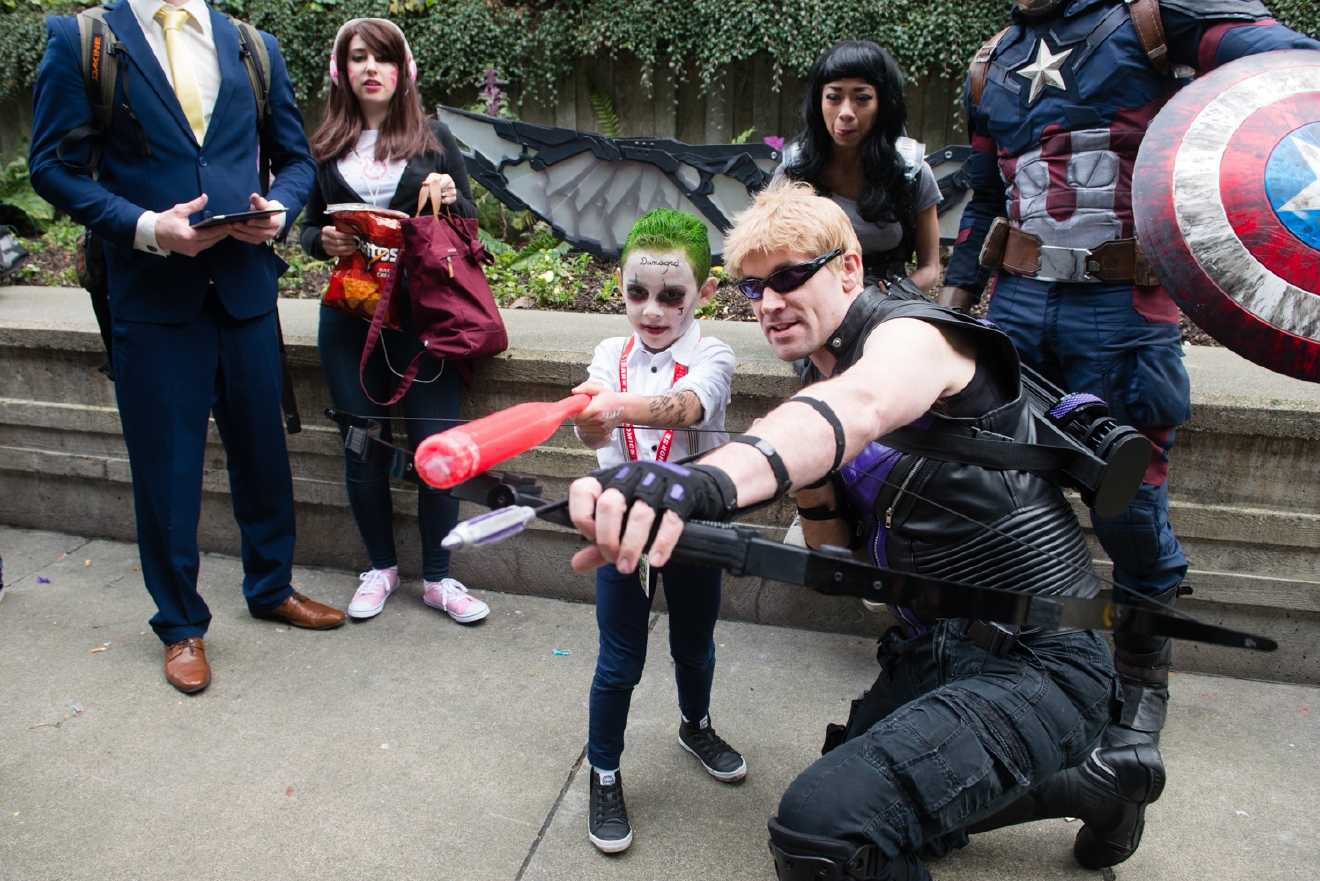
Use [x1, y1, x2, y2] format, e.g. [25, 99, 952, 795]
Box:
[321, 204, 409, 330]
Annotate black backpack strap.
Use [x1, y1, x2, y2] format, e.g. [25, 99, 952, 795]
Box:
[230, 18, 272, 193]
[276, 315, 301, 434]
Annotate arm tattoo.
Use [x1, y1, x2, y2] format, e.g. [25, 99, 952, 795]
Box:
[645, 389, 703, 428]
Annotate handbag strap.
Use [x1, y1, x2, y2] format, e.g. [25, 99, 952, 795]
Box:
[415, 176, 453, 220]
[359, 242, 425, 407]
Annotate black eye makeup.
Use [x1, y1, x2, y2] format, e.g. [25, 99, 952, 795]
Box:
[624, 285, 690, 305]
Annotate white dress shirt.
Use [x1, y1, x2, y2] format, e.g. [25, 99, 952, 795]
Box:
[582, 320, 736, 469]
[128, 0, 222, 131]
[128, 0, 264, 256]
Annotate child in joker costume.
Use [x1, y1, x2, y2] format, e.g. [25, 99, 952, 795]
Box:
[570, 209, 742, 854]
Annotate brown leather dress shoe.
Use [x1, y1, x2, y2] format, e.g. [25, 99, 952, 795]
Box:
[164, 637, 211, 693]
[256, 591, 346, 630]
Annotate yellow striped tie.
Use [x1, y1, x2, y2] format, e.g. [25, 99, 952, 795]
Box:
[155, 6, 206, 144]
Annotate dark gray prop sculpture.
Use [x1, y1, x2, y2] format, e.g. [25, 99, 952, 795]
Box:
[438, 105, 976, 258]
[437, 106, 780, 262]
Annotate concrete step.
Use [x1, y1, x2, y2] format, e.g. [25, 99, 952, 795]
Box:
[2, 286, 1317, 683]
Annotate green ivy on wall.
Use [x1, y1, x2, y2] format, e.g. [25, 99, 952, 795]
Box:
[2, 0, 1318, 110]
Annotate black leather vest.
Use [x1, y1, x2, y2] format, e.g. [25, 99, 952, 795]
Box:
[800, 284, 1101, 599]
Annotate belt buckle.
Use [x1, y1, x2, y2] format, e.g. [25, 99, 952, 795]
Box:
[967, 620, 1019, 657]
[1036, 245, 1097, 283]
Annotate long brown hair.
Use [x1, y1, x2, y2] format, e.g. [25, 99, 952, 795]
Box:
[310, 19, 440, 164]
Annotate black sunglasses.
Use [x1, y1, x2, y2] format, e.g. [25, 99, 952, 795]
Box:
[735, 249, 844, 300]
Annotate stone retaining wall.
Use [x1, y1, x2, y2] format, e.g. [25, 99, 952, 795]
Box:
[2, 286, 1317, 683]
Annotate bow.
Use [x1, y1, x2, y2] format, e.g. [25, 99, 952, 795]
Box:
[324, 408, 1276, 652]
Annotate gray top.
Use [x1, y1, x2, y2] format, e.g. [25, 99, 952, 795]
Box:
[772, 162, 941, 254]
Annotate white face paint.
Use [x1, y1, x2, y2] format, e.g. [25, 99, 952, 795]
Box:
[620, 249, 706, 352]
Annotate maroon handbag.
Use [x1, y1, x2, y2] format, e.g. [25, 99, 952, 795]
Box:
[360, 179, 508, 405]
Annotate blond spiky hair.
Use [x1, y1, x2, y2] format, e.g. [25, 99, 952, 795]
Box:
[722, 179, 861, 278]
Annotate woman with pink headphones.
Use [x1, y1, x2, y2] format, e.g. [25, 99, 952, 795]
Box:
[301, 18, 491, 624]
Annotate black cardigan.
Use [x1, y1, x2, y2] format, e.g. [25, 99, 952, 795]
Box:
[299, 119, 477, 260]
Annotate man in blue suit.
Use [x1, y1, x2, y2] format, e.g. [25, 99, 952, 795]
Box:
[29, 0, 345, 693]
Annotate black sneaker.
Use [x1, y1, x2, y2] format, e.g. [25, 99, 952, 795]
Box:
[678, 716, 747, 782]
[588, 768, 633, 853]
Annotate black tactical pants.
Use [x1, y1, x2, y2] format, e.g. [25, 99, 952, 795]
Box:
[776, 620, 1117, 881]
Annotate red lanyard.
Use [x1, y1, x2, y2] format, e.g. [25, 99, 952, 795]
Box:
[618, 335, 689, 462]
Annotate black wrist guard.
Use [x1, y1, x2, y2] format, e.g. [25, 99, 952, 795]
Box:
[590, 461, 738, 522]
[731, 435, 793, 497]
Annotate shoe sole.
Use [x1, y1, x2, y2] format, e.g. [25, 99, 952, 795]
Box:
[678, 736, 747, 782]
[346, 593, 392, 619]
[422, 595, 490, 623]
[168, 673, 211, 694]
[589, 830, 633, 853]
[252, 612, 345, 629]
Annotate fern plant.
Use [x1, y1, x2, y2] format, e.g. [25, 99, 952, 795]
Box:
[0, 148, 56, 234]
[588, 82, 622, 138]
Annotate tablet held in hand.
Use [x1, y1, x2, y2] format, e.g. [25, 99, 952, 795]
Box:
[191, 208, 284, 229]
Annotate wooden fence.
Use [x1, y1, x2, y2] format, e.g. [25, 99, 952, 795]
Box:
[490, 52, 969, 151]
[2, 51, 969, 163]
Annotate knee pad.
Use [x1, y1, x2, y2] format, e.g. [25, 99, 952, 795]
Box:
[768, 817, 891, 881]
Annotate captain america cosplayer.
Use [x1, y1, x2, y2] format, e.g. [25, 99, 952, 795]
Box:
[937, 0, 1320, 753]
[566, 181, 1167, 880]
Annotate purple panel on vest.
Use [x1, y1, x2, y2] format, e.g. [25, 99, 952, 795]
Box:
[840, 441, 901, 569]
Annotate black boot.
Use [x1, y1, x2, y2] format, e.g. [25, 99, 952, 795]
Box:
[967, 744, 1166, 869]
[1105, 585, 1180, 747]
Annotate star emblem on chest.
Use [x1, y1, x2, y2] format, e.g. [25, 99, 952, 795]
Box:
[1016, 39, 1072, 104]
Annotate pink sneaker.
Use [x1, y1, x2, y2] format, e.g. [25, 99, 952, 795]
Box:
[423, 578, 490, 623]
[347, 568, 399, 619]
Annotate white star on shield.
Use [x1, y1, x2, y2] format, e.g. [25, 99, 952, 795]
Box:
[1279, 136, 1320, 215]
[1016, 40, 1072, 104]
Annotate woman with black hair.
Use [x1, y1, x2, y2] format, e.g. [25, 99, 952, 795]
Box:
[778, 41, 942, 292]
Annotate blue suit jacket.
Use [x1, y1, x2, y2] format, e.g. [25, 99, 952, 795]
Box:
[29, 1, 317, 323]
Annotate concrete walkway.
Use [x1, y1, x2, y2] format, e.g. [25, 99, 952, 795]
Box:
[1, 526, 1316, 881]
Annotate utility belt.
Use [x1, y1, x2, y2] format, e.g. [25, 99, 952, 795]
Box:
[978, 217, 1160, 286]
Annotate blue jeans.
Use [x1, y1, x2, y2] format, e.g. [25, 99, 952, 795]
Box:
[588, 561, 723, 770]
[778, 622, 1116, 881]
[987, 274, 1190, 598]
[317, 296, 461, 582]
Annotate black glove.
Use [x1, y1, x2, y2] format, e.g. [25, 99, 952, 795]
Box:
[589, 461, 738, 522]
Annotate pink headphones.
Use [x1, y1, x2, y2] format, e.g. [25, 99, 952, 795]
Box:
[328, 18, 418, 87]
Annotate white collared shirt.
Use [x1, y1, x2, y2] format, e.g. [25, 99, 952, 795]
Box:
[128, 0, 222, 133]
[582, 320, 736, 469]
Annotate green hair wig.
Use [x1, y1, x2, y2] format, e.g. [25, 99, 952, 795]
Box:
[620, 209, 711, 283]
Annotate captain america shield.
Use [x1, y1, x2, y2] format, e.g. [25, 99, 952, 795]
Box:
[1134, 50, 1320, 382]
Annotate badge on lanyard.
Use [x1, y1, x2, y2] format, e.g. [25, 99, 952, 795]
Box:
[617, 334, 688, 598]
[638, 553, 654, 598]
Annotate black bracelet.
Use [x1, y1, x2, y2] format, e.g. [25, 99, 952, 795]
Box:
[796, 504, 842, 521]
[731, 435, 793, 498]
[789, 396, 847, 473]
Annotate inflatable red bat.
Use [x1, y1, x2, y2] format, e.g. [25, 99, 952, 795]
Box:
[415, 395, 592, 489]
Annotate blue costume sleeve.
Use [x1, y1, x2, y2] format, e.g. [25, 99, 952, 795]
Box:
[1161, 9, 1320, 70]
[29, 17, 148, 250]
[257, 30, 317, 239]
[942, 79, 1005, 299]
